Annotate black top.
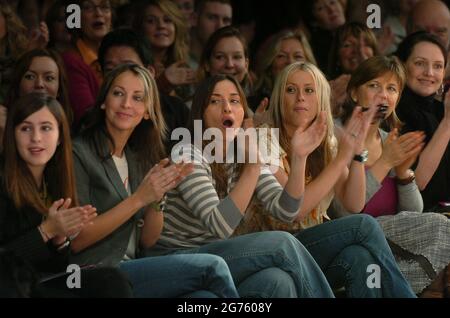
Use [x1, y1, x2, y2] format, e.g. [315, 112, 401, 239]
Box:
[0, 177, 67, 275]
[396, 86, 450, 210]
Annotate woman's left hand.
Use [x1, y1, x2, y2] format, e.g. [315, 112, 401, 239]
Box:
[291, 111, 327, 159]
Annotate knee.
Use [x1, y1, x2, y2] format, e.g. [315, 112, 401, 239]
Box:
[351, 214, 384, 238]
[197, 254, 230, 275]
[238, 267, 297, 298]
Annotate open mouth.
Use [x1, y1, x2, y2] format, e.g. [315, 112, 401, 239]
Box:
[92, 21, 105, 28]
[222, 119, 234, 128]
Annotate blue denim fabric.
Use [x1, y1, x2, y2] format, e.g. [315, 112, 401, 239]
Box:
[294, 214, 416, 298]
[164, 231, 335, 298]
[118, 253, 239, 298]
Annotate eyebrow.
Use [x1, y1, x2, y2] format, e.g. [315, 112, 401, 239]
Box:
[21, 121, 54, 125]
[112, 85, 144, 93]
[287, 82, 314, 86]
[414, 56, 444, 63]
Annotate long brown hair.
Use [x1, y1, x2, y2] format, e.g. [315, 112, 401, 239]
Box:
[3, 93, 77, 214]
[189, 74, 250, 198]
[5, 49, 73, 126]
[80, 63, 166, 172]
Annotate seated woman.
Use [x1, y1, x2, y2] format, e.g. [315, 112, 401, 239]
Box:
[332, 55, 450, 296]
[146, 74, 336, 298]
[237, 61, 416, 298]
[394, 31, 450, 212]
[0, 93, 132, 297]
[70, 63, 239, 298]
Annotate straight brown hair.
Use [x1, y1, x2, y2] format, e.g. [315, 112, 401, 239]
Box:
[3, 93, 77, 213]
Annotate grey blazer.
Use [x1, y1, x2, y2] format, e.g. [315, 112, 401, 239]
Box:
[70, 132, 145, 267]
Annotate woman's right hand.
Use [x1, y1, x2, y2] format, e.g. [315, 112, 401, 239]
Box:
[40, 198, 97, 240]
[379, 129, 425, 169]
[134, 158, 194, 206]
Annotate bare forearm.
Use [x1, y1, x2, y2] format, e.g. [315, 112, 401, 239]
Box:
[340, 161, 366, 212]
[296, 159, 346, 220]
[415, 122, 450, 190]
[369, 158, 392, 183]
[71, 195, 143, 253]
[284, 155, 306, 200]
[229, 164, 260, 214]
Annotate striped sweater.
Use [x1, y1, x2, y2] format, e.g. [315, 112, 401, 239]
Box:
[154, 144, 303, 251]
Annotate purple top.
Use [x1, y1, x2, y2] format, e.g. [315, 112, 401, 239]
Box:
[363, 176, 398, 217]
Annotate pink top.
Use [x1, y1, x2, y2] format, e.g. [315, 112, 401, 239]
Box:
[363, 176, 398, 217]
[61, 51, 100, 124]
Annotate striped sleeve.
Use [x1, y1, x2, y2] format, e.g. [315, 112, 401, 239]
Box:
[174, 146, 243, 239]
[255, 166, 303, 223]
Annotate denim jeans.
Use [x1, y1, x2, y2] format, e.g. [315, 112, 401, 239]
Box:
[155, 231, 335, 298]
[119, 253, 239, 298]
[294, 214, 416, 298]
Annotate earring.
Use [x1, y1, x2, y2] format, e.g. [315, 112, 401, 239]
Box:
[437, 84, 444, 95]
[100, 104, 106, 110]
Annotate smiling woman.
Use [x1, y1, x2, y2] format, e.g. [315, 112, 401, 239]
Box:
[0, 92, 133, 297]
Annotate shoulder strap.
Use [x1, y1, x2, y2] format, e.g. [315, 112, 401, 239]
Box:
[387, 238, 437, 280]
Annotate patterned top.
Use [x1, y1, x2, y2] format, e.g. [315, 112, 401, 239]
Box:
[234, 124, 337, 235]
[153, 143, 303, 251]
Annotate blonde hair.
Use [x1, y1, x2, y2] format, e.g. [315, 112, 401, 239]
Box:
[268, 61, 335, 179]
[0, 0, 29, 57]
[135, 0, 189, 66]
[256, 29, 317, 95]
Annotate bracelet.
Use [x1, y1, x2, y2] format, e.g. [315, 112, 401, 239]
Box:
[149, 200, 163, 211]
[37, 224, 50, 242]
[396, 170, 416, 186]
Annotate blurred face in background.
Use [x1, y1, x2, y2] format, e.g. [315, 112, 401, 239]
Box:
[313, 0, 345, 31]
[142, 5, 176, 51]
[173, 0, 195, 28]
[20, 57, 59, 98]
[339, 34, 374, 74]
[207, 36, 249, 83]
[80, 0, 112, 44]
[195, 2, 232, 45]
[271, 38, 306, 77]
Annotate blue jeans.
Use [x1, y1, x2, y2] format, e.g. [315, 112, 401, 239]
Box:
[151, 231, 335, 298]
[118, 254, 239, 298]
[294, 214, 416, 298]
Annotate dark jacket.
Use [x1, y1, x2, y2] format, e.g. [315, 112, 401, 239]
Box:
[70, 132, 146, 267]
[0, 177, 67, 275]
[396, 86, 450, 210]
